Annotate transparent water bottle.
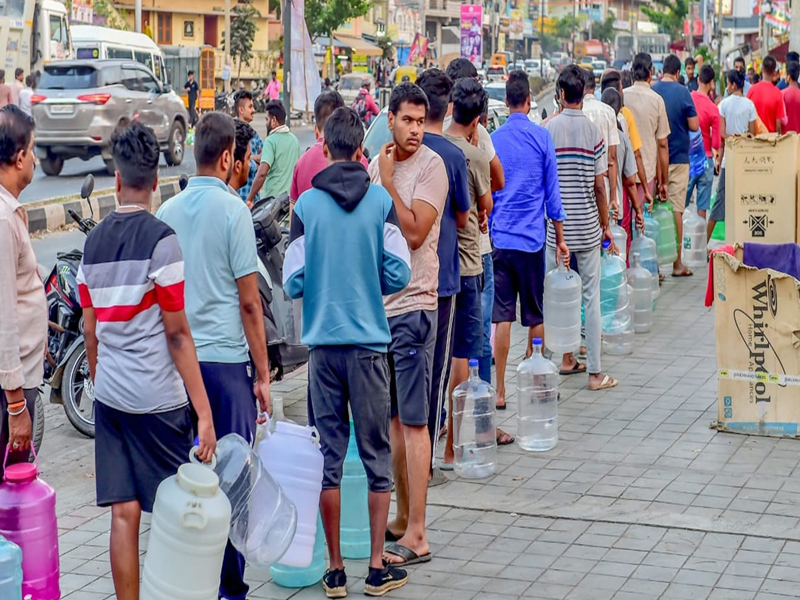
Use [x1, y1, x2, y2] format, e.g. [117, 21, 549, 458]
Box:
[452, 360, 497, 479]
[627, 253, 653, 334]
[600, 240, 633, 356]
[543, 263, 582, 355]
[653, 202, 678, 267]
[609, 221, 628, 265]
[642, 207, 661, 265]
[682, 204, 707, 269]
[516, 338, 558, 452]
[630, 232, 659, 311]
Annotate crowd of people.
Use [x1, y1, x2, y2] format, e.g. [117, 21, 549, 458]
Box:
[3, 48, 800, 600]
[0, 68, 36, 114]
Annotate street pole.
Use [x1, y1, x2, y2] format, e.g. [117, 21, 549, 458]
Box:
[791, 0, 800, 52]
[135, 0, 142, 33]
[540, 0, 544, 76]
[284, 0, 292, 127]
[490, 0, 497, 57]
[571, 0, 577, 59]
[224, 0, 231, 93]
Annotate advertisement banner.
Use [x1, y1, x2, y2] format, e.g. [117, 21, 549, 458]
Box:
[290, 0, 321, 113]
[510, 9, 524, 40]
[460, 4, 483, 67]
[71, 0, 94, 24]
[407, 33, 429, 66]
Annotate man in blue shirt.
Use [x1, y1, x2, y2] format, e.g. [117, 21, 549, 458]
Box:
[490, 71, 568, 408]
[414, 69, 470, 480]
[652, 54, 699, 277]
[157, 112, 271, 600]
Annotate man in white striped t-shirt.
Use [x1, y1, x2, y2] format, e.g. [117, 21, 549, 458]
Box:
[544, 65, 618, 392]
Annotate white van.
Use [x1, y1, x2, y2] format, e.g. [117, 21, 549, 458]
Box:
[71, 25, 168, 86]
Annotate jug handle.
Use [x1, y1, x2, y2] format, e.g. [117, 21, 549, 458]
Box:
[180, 502, 209, 530]
[188, 446, 218, 469]
[3, 441, 37, 472]
[310, 426, 320, 447]
[257, 412, 271, 442]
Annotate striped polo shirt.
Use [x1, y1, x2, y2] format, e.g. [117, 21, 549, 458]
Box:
[544, 108, 608, 251]
[77, 210, 188, 414]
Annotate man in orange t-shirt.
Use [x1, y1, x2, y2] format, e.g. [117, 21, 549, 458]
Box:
[748, 56, 786, 133]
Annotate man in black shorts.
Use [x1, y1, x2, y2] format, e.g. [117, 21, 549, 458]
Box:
[489, 71, 568, 408]
[79, 121, 216, 600]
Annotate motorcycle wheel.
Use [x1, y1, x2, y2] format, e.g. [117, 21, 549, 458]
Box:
[63, 343, 95, 438]
[31, 392, 45, 461]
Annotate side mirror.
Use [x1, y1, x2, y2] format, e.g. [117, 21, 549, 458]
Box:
[81, 174, 95, 200]
[179, 174, 189, 191]
[162, 84, 172, 94]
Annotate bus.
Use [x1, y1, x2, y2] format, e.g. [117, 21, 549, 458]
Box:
[614, 33, 671, 65]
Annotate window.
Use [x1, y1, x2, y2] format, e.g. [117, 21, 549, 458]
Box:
[134, 51, 154, 74]
[107, 47, 134, 59]
[49, 14, 68, 45]
[39, 66, 100, 90]
[157, 13, 172, 45]
[154, 56, 166, 84]
[121, 68, 143, 92]
[139, 69, 161, 94]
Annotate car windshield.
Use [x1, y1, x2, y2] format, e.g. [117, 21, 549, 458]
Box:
[594, 60, 607, 69]
[363, 111, 391, 163]
[486, 86, 506, 103]
[38, 66, 100, 90]
[340, 77, 362, 91]
[526, 60, 539, 68]
[488, 67, 505, 75]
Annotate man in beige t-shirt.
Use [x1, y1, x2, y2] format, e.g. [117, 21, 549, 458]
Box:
[368, 82, 448, 568]
[623, 52, 670, 206]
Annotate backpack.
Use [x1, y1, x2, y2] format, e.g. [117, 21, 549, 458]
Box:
[352, 91, 369, 121]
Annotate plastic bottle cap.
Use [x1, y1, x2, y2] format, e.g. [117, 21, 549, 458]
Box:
[602, 240, 611, 249]
[468, 359, 479, 368]
[532, 337, 543, 346]
[4, 462, 38, 484]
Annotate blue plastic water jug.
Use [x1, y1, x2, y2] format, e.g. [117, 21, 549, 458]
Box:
[270, 513, 326, 588]
[0, 535, 22, 600]
[340, 422, 370, 559]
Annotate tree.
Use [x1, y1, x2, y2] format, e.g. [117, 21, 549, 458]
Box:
[593, 12, 617, 44]
[222, 4, 260, 84]
[304, 0, 372, 78]
[641, 0, 688, 38]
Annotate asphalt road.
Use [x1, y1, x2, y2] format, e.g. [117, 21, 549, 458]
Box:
[20, 118, 318, 205]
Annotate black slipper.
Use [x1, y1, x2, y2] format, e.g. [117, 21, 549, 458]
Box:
[383, 542, 432, 567]
[385, 528, 401, 543]
[560, 361, 587, 376]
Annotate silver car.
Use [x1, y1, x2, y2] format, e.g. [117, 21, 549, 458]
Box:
[33, 59, 189, 176]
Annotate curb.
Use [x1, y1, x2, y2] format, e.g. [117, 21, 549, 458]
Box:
[25, 179, 183, 235]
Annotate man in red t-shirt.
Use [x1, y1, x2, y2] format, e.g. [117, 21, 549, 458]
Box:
[688, 65, 721, 218]
[782, 61, 800, 133]
[748, 56, 786, 133]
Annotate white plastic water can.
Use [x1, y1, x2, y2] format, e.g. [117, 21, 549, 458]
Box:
[141, 452, 232, 600]
[258, 420, 324, 568]
[543, 263, 582, 356]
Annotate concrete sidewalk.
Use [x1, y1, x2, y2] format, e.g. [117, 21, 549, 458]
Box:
[49, 270, 800, 600]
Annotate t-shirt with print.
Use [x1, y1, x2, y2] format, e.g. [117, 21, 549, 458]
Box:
[748, 81, 786, 133]
[422, 133, 471, 297]
[719, 94, 758, 168]
[651, 80, 698, 164]
[76, 211, 187, 414]
[262, 129, 302, 199]
[445, 132, 491, 277]
[368, 145, 448, 317]
[544, 108, 607, 251]
[623, 82, 671, 183]
[238, 131, 263, 203]
[782, 86, 800, 133]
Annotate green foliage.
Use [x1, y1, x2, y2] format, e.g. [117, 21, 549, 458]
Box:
[593, 11, 617, 44]
[222, 4, 260, 80]
[540, 31, 561, 55]
[376, 36, 393, 61]
[555, 15, 581, 40]
[305, 0, 372, 41]
[641, 0, 688, 37]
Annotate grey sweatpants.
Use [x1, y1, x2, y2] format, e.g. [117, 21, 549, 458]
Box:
[546, 246, 602, 375]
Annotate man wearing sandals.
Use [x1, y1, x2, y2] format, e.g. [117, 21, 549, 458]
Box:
[544, 66, 618, 391]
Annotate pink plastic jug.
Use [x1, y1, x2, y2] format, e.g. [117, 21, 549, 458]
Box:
[0, 448, 60, 600]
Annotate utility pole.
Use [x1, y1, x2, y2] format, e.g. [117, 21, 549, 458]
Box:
[224, 0, 231, 93]
[284, 0, 292, 127]
[791, 0, 800, 52]
[490, 0, 497, 56]
[540, 0, 544, 75]
[571, 0, 577, 59]
[135, 0, 142, 33]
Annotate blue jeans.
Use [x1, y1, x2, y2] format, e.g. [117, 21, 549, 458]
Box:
[478, 253, 494, 384]
[685, 157, 714, 211]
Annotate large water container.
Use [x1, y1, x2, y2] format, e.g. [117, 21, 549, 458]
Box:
[682, 204, 707, 269]
[543, 263, 582, 356]
[270, 513, 326, 588]
[452, 359, 497, 479]
[213, 433, 297, 568]
[643, 208, 660, 262]
[630, 233, 659, 310]
[340, 422, 369, 559]
[0, 535, 21, 600]
[610, 221, 628, 264]
[627, 253, 653, 334]
[141, 455, 231, 600]
[600, 240, 634, 356]
[0, 454, 59, 600]
[516, 338, 558, 452]
[258, 421, 324, 568]
[653, 202, 678, 266]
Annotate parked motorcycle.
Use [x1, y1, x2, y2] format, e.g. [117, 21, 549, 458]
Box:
[44, 175, 96, 438]
[177, 175, 308, 380]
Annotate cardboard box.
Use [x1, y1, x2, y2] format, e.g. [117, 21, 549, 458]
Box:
[713, 247, 800, 436]
[725, 133, 799, 245]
